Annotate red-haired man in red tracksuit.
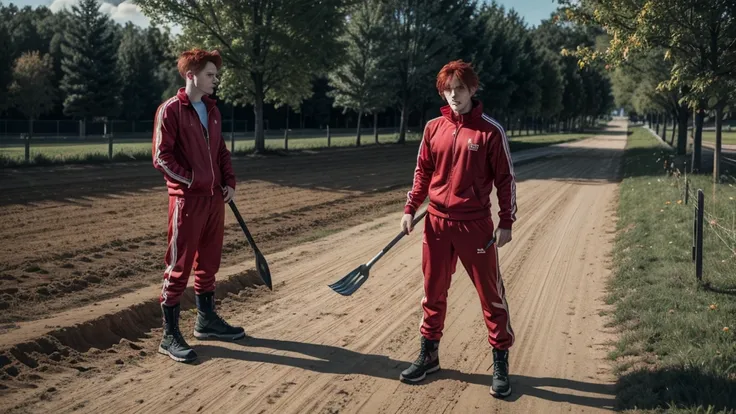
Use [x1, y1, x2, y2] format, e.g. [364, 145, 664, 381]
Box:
[399, 60, 517, 398]
[152, 49, 244, 364]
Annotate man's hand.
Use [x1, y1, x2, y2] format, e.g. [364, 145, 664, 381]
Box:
[400, 213, 414, 235]
[222, 185, 235, 203]
[494, 228, 512, 248]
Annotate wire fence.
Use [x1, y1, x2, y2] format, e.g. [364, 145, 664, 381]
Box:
[642, 126, 736, 289]
[668, 169, 736, 291]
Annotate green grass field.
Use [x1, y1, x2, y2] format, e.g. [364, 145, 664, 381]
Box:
[0, 131, 593, 167]
[702, 131, 736, 146]
[608, 127, 736, 413]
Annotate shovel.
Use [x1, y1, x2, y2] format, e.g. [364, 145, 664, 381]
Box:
[328, 210, 428, 296]
[229, 200, 272, 290]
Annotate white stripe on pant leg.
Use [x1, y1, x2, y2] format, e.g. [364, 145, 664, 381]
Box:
[161, 197, 180, 305]
[494, 245, 515, 345]
[419, 296, 427, 330]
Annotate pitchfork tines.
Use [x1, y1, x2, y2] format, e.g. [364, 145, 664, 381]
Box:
[328, 210, 428, 296]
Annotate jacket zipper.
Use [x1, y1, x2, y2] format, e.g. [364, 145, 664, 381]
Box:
[198, 105, 216, 196]
[443, 123, 461, 209]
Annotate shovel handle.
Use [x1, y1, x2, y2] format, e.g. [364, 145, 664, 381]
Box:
[229, 200, 257, 249]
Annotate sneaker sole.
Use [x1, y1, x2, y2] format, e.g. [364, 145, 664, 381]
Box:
[193, 330, 246, 340]
[490, 386, 512, 398]
[399, 364, 440, 383]
[158, 346, 197, 363]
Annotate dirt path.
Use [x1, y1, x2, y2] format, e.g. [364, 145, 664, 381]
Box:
[1, 121, 628, 413]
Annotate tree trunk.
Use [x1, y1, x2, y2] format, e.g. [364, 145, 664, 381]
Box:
[670, 112, 676, 146]
[676, 105, 688, 155]
[398, 93, 409, 144]
[374, 112, 378, 144]
[693, 108, 704, 172]
[661, 114, 667, 142]
[230, 106, 235, 153]
[283, 105, 289, 151]
[356, 109, 362, 147]
[253, 73, 265, 153]
[714, 104, 724, 183]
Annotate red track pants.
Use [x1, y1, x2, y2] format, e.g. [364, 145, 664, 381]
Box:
[420, 214, 515, 350]
[160, 195, 225, 306]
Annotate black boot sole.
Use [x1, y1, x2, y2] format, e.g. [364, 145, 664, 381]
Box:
[193, 330, 246, 340]
[399, 364, 440, 383]
[490, 385, 512, 398]
[158, 345, 197, 363]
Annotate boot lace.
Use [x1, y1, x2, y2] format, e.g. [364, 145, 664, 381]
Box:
[493, 352, 508, 379]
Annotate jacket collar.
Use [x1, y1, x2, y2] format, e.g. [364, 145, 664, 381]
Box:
[440, 99, 484, 125]
[176, 87, 217, 109]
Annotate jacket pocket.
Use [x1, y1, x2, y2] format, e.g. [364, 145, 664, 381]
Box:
[188, 166, 211, 191]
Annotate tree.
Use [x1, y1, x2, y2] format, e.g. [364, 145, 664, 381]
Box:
[144, 24, 180, 101]
[533, 15, 611, 131]
[537, 51, 564, 129]
[505, 10, 543, 133]
[0, 16, 12, 112]
[60, 0, 120, 131]
[328, 0, 391, 146]
[472, 3, 519, 121]
[382, 0, 477, 143]
[8, 51, 55, 137]
[117, 23, 160, 121]
[136, 0, 350, 153]
[562, 0, 736, 181]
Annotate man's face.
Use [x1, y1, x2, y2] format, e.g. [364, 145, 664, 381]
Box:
[189, 61, 219, 95]
[442, 75, 476, 115]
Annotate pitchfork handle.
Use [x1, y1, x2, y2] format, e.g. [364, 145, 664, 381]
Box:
[366, 210, 428, 268]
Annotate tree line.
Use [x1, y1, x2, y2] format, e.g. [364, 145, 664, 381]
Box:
[0, 0, 615, 152]
[561, 0, 736, 182]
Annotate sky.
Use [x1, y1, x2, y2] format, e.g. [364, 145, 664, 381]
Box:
[8, 0, 561, 31]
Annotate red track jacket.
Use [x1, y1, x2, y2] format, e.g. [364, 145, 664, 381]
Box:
[404, 100, 517, 229]
[152, 88, 236, 197]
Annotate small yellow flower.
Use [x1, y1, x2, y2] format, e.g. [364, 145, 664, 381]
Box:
[677, 200, 683, 204]
[724, 327, 730, 332]
[665, 201, 671, 205]
[709, 304, 717, 311]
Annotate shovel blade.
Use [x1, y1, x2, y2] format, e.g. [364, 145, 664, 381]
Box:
[254, 249, 273, 290]
[328, 265, 369, 296]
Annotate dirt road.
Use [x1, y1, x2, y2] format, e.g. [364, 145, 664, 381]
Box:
[1, 121, 628, 413]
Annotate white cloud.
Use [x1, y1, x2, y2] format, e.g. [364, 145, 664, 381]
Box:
[49, 0, 152, 29]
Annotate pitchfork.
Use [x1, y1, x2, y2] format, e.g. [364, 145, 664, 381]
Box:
[328, 210, 429, 296]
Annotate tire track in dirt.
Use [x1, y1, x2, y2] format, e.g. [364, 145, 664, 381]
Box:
[1, 122, 627, 413]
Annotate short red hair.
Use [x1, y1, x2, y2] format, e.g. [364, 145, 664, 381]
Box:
[436, 60, 479, 95]
[177, 49, 223, 78]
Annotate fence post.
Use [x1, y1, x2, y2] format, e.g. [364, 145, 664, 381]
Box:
[695, 189, 704, 281]
[327, 125, 331, 147]
[23, 134, 30, 163]
[692, 197, 697, 262]
[684, 177, 689, 205]
[108, 133, 113, 160]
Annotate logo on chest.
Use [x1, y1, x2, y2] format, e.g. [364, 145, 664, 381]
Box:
[467, 138, 479, 152]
